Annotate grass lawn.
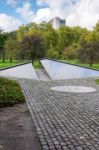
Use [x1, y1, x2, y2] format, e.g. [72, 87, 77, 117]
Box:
[0, 78, 25, 107]
[33, 60, 42, 69]
[96, 79, 99, 84]
[60, 59, 99, 70]
[0, 60, 25, 69]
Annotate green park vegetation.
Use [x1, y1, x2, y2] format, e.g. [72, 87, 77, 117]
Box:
[60, 59, 99, 70]
[33, 60, 42, 69]
[96, 79, 99, 84]
[0, 21, 99, 69]
[0, 78, 25, 107]
[0, 60, 23, 68]
[0, 22, 99, 107]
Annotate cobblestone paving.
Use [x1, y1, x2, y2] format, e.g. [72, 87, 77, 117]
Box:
[19, 78, 99, 150]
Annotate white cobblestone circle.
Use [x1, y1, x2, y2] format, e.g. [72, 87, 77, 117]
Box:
[51, 86, 96, 93]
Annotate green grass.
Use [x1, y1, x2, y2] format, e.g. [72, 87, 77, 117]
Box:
[0, 60, 25, 69]
[96, 79, 99, 84]
[33, 60, 42, 69]
[59, 59, 99, 70]
[0, 78, 25, 107]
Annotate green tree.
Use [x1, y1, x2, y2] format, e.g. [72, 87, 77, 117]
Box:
[0, 30, 7, 62]
[5, 38, 18, 62]
[78, 41, 99, 67]
[58, 26, 76, 59]
[19, 33, 46, 62]
[43, 23, 58, 50]
[47, 45, 59, 59]
[94, 21, 99, 32]
[78, 30, 99, 66]
[17, 25, 29, 41]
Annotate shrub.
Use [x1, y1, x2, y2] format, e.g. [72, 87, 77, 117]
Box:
[0, 78, 25, 107]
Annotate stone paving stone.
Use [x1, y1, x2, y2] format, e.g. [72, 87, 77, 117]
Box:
[19, 78, 99, 150]
[76, 146, 83, 150]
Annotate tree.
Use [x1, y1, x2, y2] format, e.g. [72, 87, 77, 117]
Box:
[47, 45, 59, 59]
[80, 30, 99, 46]
[63, 46, 77, 60]
[58, 26, 77, 59]
[40, 23, 58, 51]
[72, 26, 88, 43]
[0, 30, 7, 62]
[5, 38, 18, 62]
[17, 25, 29, 41]
[19, 33, 46, 62]
[78, 30, 99, 66]
[78, 42, 99, 67]
[94, 21, 99, 32]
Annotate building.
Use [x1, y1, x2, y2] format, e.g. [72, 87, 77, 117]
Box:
[50, 17, 66, 29]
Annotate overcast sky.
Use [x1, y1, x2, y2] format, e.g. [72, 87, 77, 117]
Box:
[0, 0, 99, 32]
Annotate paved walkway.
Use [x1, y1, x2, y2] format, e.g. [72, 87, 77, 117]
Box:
[20, 78, 99, 150]
[0, 63, 38, 79]
[0, 64, 99, 149]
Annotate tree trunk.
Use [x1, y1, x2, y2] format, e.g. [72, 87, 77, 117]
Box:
[10, 54, 12, 63]
[66, 47, 69, 59]
[2, 51, 5, 62]
[10, 58, 12, 63]
[90, 56, 94, 67]
[59, 51, 61, 59]
[30, 47, 34, 64]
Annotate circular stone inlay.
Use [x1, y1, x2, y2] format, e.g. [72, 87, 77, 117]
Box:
[51, 86, 96, 93]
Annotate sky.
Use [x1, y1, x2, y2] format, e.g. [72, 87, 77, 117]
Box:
[0, 0, 99, 32]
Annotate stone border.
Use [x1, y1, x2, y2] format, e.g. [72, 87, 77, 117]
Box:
[0, 61, 32, 71]
[40, 57, 99, 72]
[39, 60, 52, 80]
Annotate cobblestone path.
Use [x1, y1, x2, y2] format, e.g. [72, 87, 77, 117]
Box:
[20, 78, 99, 150]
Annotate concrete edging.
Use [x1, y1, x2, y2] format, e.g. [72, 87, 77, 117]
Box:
[39, 60, 52, 80]
[0, 61, 32, 71]
[40, 57, 99, 72]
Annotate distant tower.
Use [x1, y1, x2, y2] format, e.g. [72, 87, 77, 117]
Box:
[50, 17, 66, 29]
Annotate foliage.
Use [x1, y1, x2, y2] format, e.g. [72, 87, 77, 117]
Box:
[78, 42, 99, 67]
[0, 78, 25, 107]
[47, 45, 59, 59]
[63, 47, 77, 60]
[5, 38, 18, 62]
[19, 33, 46, 62]
[0, 31, 7, 62]
[94, 21, 99, 32]
[0, 21, 99, 64]
[78, 29, 99, 66]
[17, 25, 29, 41]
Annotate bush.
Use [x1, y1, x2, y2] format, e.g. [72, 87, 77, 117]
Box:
[0, 78, 25, 107]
